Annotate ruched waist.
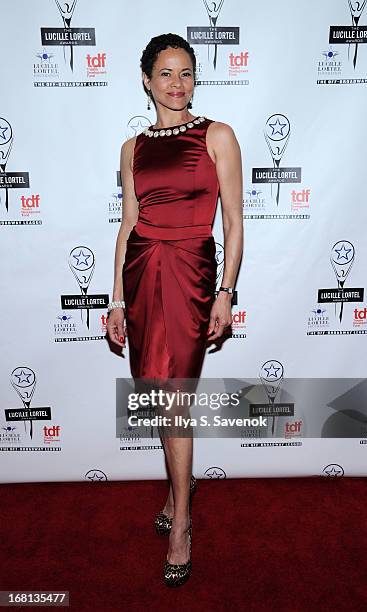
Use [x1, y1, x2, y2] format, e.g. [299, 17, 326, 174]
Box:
[133, 219, 212, 240]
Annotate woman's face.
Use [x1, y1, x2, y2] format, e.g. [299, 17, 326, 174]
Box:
[143, 47, 195, 112]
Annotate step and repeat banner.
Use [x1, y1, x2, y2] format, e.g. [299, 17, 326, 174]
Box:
[1, 0, 366, 483]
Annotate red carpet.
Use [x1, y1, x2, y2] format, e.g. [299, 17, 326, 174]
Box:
[1, 477, 367, 611]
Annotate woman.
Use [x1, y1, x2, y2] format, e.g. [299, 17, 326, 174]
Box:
[107, 33, 243, 587]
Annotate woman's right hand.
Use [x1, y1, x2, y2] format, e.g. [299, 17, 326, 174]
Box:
[107, 308, 126, 348]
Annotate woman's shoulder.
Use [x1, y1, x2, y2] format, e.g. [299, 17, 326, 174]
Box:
[207, 119, 235, 133]
[121, 134, 137, 154]
[120, 135, 138, 172]
[206, 119, 238, 145]
[121, 133, 139, 153]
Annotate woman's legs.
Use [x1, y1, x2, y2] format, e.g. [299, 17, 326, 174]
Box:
[159, 433, 193, 564]
[161, 444, 175, 518]
[155, 379, 196, 563]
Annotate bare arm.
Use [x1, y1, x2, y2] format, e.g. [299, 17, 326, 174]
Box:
[107, 136, 139, 347]
[112, 137, 139, 301]
[206, 121, 243, 340]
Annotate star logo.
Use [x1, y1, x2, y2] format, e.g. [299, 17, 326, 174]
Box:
[204, 467, 226, 479]
[0, 125, 9, 141]
[85, 470, 107, 481]
[312, 305, 327, 316]
[268, 118, 287, 137]
[72, 249, 91, 267]
[15, 369, 33, 384]
[322, 48, 339, 60]
[323, 464, 344, 477]
[246, 188, 262, 197]
[263, 363, 281, 378]
[36, 48, 54, 63]
[127, 116, 151, 139]
[111, 193, 122, 203]
[334, 244, 352, 261]
[129, 119, 149, 135]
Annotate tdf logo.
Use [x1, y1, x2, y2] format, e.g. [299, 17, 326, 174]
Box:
[21, 194, 40, 211]
[229, 51, 249, 67]
[86, 52, 107, 78]
[354, 307, 367, 321]
[87, 52, 107, 68]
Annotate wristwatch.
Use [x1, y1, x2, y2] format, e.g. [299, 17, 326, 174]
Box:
[219, 286, 234, 294]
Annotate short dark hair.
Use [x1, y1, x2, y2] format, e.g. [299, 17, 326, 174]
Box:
[140, 33, 196, 80]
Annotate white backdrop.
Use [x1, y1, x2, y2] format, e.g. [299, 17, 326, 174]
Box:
[1, 0, 367, 483]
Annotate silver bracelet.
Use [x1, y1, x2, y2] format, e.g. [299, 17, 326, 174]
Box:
[107, 300, 126, 312]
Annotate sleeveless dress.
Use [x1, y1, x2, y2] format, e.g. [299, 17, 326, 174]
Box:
[122, 116, 219, 381]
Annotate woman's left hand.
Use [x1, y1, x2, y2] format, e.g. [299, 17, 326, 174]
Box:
[207, 293, 233, 341]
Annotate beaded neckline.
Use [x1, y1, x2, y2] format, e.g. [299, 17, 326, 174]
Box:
[143, 116, 206, 138]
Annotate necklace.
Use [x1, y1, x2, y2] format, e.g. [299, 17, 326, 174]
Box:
[143, 116, 206, 138]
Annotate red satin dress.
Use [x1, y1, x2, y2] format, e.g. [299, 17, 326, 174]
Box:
[122, 116, 219, 381]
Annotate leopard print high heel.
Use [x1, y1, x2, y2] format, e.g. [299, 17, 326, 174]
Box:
[155, 475, 197, 536]
[163, 517, 192, 587]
